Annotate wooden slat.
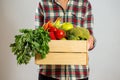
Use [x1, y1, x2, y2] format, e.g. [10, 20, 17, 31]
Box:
[49, 40, 87, 52]
[35, 53, 88, 65]
[35, 40, 88, 65]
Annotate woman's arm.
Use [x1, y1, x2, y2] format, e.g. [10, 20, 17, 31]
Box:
[35, 2, 44, 29]
[84, 0, 96, 50]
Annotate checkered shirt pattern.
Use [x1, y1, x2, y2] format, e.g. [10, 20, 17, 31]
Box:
[35, 0, 94, 79]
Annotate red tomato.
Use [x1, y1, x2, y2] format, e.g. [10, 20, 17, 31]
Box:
[48, 27, 57, 32]
[55, 29, 66, 39]
[49, 32, 56, 40]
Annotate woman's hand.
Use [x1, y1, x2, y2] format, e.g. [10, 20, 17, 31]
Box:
[87, 35, 94, 50]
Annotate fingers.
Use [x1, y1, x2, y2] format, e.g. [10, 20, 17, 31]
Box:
[88, 35, 94, 50]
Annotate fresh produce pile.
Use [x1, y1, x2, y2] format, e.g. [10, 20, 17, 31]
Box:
[10, 17, 90, 65]
[43, 17, 90, 40]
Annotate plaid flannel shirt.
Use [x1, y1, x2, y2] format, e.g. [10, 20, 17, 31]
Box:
[35, 0, 94, 79]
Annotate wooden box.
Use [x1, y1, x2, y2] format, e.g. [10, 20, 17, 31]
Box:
[35, 40, 88, 65]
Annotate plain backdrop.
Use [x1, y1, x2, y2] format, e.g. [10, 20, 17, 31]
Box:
[0, 0, 120, 80]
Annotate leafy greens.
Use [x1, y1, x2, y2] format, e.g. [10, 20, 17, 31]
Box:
[10, 27, 50, 65]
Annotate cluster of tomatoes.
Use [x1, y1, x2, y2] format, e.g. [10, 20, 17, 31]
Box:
[43, 21, 66, 40]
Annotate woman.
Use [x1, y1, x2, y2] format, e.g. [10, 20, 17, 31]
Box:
[35, 0, 95, 80]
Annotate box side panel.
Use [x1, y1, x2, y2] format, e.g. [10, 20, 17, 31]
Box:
[35, 53, 88, 65]
[49, 40, 87, 52]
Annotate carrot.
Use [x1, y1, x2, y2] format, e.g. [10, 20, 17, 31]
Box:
[48, 21, 54, 28]
[43, 20, 51, 30]
[43, 17, 61, 30]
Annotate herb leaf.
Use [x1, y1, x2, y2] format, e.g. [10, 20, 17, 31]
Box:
[10, 27, 50, 65]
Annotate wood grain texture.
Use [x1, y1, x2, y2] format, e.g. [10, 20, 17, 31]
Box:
[49, 40, 87, 52]
[35, 40, 88, 65]
[35, 53, 88, 65]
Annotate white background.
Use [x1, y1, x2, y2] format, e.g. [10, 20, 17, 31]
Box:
[0, 0, 120, 80]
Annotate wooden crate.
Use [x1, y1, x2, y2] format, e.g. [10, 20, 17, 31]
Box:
[35, 40, 88, 65]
